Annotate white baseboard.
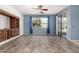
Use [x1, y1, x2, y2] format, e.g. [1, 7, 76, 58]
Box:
[69, 40, 79, 46]
[69, 40, 79, 41]
[0, 35, 21, 46]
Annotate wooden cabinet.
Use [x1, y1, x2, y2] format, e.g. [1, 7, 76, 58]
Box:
[10, 17, 19, 28]
[0, 29, 8, 42]
[0, 9, 19, 42]
[11, 28, 19, 37]
[10, 17, 19, 37]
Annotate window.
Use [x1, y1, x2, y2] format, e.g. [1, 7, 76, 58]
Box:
[32, 17, 48, 28]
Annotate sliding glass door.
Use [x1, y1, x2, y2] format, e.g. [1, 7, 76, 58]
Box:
[58, 16, 62, 36]
[32, 17, 48, 34]
[62, 14, 67, 38]
[58, 12, 67, 39]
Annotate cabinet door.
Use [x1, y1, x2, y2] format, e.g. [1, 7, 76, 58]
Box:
[10, 17, 19, 28]
[0, 30, 7, 42]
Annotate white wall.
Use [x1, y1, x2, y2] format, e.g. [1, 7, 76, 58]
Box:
[0, 5, 24, 35]
[0, 15, 10, 29]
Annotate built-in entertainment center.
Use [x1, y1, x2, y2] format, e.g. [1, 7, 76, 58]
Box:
[0, 9, 19, 42]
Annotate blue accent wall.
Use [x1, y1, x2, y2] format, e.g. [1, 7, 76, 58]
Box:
[24, 16, 31, 34]
[68, 5, 79, 40]
[50, 15, 56, 35]
[57, 5, 79, 40]
[24, 15, 56, 35]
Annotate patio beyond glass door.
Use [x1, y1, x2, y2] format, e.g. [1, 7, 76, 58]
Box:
[32, 17, 48, 34]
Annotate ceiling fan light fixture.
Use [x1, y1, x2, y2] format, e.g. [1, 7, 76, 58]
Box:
[32, 5, 48, 14]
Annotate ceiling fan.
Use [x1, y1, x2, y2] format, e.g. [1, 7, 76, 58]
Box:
[32, 5, 48, 14]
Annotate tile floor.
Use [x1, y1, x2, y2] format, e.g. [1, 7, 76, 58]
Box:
[0, 35, 79, 53]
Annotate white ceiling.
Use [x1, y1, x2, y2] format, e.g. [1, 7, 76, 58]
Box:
[12, 5, 69, 15]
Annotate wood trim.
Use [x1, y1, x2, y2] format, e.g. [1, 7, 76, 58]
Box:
[0, 9, 19, 18]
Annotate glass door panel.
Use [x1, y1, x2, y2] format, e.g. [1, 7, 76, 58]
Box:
[58, 12, 67, 39]
[62, 16, 67, 38]
[58, 16, 62, 36]
[32, 17, 48, 34]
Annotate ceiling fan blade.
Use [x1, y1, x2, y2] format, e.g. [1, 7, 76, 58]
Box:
[41, 9, 48, 11]
[32, 8, 41, 10]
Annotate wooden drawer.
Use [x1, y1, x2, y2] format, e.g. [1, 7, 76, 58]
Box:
[11, 29, 19, 37]
[0, 30, 8, 42]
